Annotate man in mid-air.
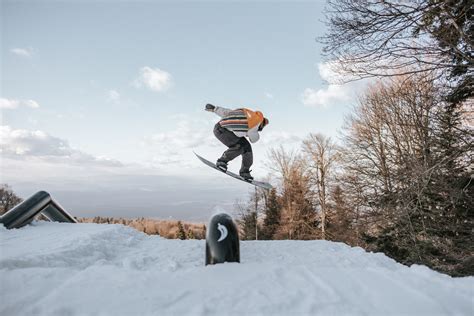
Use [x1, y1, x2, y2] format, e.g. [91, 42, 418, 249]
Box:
[205, 103, 269, 181]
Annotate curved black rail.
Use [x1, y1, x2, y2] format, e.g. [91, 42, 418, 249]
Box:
[205, 213, 240, 265]
[0, 191, 77, 229]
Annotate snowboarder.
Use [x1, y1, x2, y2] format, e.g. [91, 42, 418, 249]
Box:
[205, 103, 269, 181]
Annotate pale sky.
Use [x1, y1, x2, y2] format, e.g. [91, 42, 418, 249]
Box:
[1, 0, 361, 221]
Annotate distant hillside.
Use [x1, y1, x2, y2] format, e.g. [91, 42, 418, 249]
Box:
[78, 217, 206, 239]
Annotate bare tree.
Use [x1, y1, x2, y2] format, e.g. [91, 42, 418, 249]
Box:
[320, 0, 473, 104]
[268, 146, 317, 239]
[341, 73, 473, 275]
[302, 133, 340, 239]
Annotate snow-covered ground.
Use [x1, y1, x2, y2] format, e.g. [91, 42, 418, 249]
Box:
[0, 222, 472, 316]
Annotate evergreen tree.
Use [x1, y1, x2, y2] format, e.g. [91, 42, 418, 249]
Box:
[177, 221, 186, 240]
[239, 209, 257, 240]
[261, 188, 281, 240]
[327, 185, 354, 244]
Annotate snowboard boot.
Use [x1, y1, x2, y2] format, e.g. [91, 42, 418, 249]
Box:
[216, 159, 228, 172]
[239, 169, 254, 181]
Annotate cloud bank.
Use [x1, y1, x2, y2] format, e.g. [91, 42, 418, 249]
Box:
[0, 124, 246, 221]
[0, 98, 40, 109]
[143, 117, 218, 167]
[10, 47, 33, 57]
[0, 125, 122, 167]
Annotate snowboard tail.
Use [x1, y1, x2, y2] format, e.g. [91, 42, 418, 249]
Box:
[194, 152, 272, 190]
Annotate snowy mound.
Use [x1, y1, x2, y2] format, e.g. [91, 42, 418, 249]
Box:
[1, 222, 472, 315]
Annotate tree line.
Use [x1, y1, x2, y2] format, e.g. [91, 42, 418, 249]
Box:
[238, 73, 472, 276]
[0, 187, 206, 240]
[238, 0, 472, 277]
[78, 217, 206, 239]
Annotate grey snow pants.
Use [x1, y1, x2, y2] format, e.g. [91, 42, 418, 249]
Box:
[213, 123, 253, 172]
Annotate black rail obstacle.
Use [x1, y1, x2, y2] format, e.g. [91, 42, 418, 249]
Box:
[205, 213, 240, 265]
[0, 191, 77, 229]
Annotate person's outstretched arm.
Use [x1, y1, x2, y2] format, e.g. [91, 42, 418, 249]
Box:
[205, 103, 232, 118]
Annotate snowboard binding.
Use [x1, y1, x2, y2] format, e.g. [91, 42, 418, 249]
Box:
[216, 160, 228, 172]
[239, 170, 254, 181]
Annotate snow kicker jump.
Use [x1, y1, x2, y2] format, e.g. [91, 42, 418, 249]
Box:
[205, 213, 240, 265]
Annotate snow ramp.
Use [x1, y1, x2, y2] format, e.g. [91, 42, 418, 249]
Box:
[0, 222, 472, 315]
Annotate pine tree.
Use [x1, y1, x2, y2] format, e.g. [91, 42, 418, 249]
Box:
[239, 209, 257, 240]
[177, 221, 186, 240]
[261, 188, 281, 240]
[327, 185, 354, 244]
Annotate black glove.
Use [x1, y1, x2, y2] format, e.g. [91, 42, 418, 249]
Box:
[205, 103, 216, 112]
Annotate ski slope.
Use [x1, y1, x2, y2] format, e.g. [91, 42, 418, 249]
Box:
[0, 222, 472, 316]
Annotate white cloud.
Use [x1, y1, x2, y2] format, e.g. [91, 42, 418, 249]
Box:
[107, 90, 120, 103]
[302, 62, 366, 108]
[318, 61, 344, 83]
[302, 85, 351, 108]
[146, 121, 212, 147]
[134, 66, 172, 92]
[0, 125, 122, 167]
[142, 115, 220, 168]
[146, 121, 209, 148]
[10, 47, 33, 57]
[264, 92, 274, 99]
[260, 131, 302, 147]
[0, 98, 40, 109]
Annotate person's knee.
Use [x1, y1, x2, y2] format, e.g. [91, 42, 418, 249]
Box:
[239, 138, 252, 153]
[229, 141, 241, 150]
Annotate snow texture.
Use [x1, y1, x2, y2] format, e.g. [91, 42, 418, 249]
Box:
[0, 222, 472, 316]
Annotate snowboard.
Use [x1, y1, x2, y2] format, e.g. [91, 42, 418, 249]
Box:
[194, 152, 272, 190]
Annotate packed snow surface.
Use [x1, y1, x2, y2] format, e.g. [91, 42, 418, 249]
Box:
[0, 222, 472, 316]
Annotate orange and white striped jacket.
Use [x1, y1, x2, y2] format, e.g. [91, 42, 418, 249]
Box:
[214, 106, 264, 143]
